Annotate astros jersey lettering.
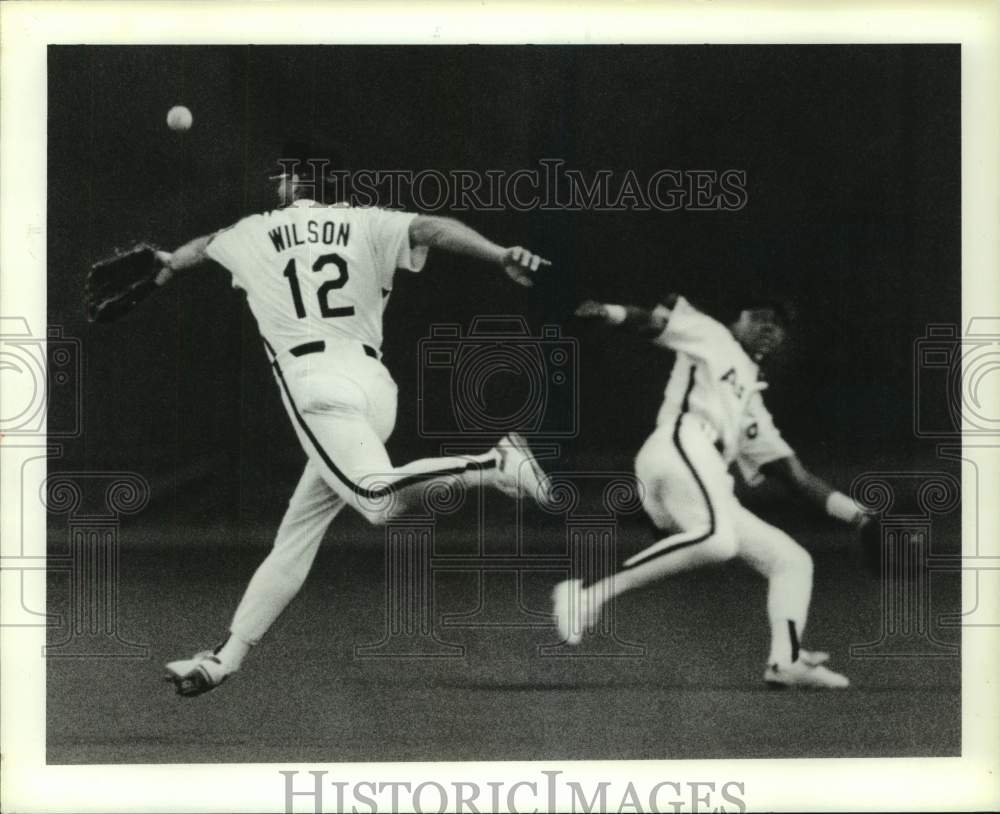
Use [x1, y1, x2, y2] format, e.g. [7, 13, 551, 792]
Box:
[651, 296, 792, 479]
[205, 200, 427, 354]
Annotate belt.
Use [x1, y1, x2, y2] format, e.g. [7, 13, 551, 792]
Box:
[289, 340, 379, 359]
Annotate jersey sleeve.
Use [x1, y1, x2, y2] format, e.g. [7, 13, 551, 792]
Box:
[204, 215, 261, 289]
[735, 391, 795, 486]
[650, 296, 731, 359]
[366, 208, 428, 278]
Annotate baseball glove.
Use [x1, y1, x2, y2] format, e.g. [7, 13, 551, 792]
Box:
[85, 243, 163, 323]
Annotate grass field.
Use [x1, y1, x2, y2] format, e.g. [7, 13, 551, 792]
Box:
[46, 504, 961, 764]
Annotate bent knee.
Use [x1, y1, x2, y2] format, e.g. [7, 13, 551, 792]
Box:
[787, 542, 813, 576]
[767, 536, 813, 577]
[702, 525, 739, 563]
[350, 486, 402, 527]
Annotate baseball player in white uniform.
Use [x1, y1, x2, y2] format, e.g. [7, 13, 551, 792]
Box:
[156, 155, 554, 696]
[554, 294, 869, 689]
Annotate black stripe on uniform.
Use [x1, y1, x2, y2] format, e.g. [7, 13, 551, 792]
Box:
[628, 365, 717, 566]
[263, 340, 495, 499]
[788, 620, 800, 663]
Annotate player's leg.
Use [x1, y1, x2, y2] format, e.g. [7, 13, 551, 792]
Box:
[735, 506, 848, 688]
[553, 420, 738, 643]
[294, 406, 500, 523]
[165, 461, 343, 696]
[221, 461, 345, 668]
[279, 358, 550, 523]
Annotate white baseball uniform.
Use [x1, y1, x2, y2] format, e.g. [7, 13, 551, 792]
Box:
[204, 200, 500, 645]
[591, 296, 813, 666]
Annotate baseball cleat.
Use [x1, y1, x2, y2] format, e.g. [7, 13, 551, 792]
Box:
[496, 433, 554, 507]
[552, 578, 591, 645]
[798, 649, 830, 667]
[164, 650, 229, 697]
[764, 659, 849, 690]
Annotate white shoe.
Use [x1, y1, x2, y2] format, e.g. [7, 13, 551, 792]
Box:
[799, 649, 830, 667]
[164, 649, 230, 697]
[552, 578, 603, 645]
[764, 658, 850, 689]
[496, 433, 554, 508]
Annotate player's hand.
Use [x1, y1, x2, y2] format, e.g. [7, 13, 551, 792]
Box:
[574, 300, 609, 320]
[500, 246, 550, 288]
[154, 250, 175, 286]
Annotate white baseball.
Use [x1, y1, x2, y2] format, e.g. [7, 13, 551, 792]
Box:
[166, 105, 193, 132]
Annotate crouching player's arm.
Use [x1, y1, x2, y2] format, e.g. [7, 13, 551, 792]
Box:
[760, 456, 869, 528]
[574, 299, 669, 338]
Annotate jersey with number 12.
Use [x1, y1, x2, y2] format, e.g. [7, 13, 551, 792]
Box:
[205, 200, 427, 355]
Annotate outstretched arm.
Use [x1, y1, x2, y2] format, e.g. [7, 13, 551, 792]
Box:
[761, 455, 868, 527]
[409, 215, 550, 287]
[85, 236, 216, 324]
[574, 299, 668, 338]
[153, 234, 214, 287]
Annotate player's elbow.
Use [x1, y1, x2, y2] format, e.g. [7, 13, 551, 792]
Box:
[409, 215, 452, 249]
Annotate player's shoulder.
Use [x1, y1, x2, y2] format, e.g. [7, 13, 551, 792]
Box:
[346, 204, 416, 222]
[661, 294, 714, 320]
[215, 211, 268, 236]
[280, 200, 413, 223]
[663, 295, 729, 333]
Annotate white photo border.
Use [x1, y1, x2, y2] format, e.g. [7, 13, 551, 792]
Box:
[1, 1, 998, 812]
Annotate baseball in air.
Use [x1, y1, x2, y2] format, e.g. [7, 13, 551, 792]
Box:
[166, 105, 193, 131]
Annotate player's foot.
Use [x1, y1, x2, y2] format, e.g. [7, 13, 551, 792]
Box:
[552, 579, 585, 644]
[164, 649, 230, 697]
[798, 649, 830, 667]
[764, 658, 849, 690]
[551, 578, 604, 645]
[496, 433, 554, 508]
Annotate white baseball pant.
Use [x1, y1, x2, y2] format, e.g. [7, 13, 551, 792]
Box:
[587, 413, 813, 666]
[229, 340, 498, 645]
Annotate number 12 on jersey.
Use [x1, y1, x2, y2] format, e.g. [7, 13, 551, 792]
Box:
[282, 252, 355, 319]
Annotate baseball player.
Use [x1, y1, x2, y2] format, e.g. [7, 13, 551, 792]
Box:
[554, 294, 869, 689]
[155, 150, 554, 696]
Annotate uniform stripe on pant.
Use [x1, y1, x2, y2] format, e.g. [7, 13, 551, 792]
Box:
[263, 341, 495, 500]
[625, 365, 716, 568]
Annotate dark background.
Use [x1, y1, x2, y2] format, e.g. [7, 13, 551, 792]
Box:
[49, 45, 960, 512]
[46, 46, 961, 763]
